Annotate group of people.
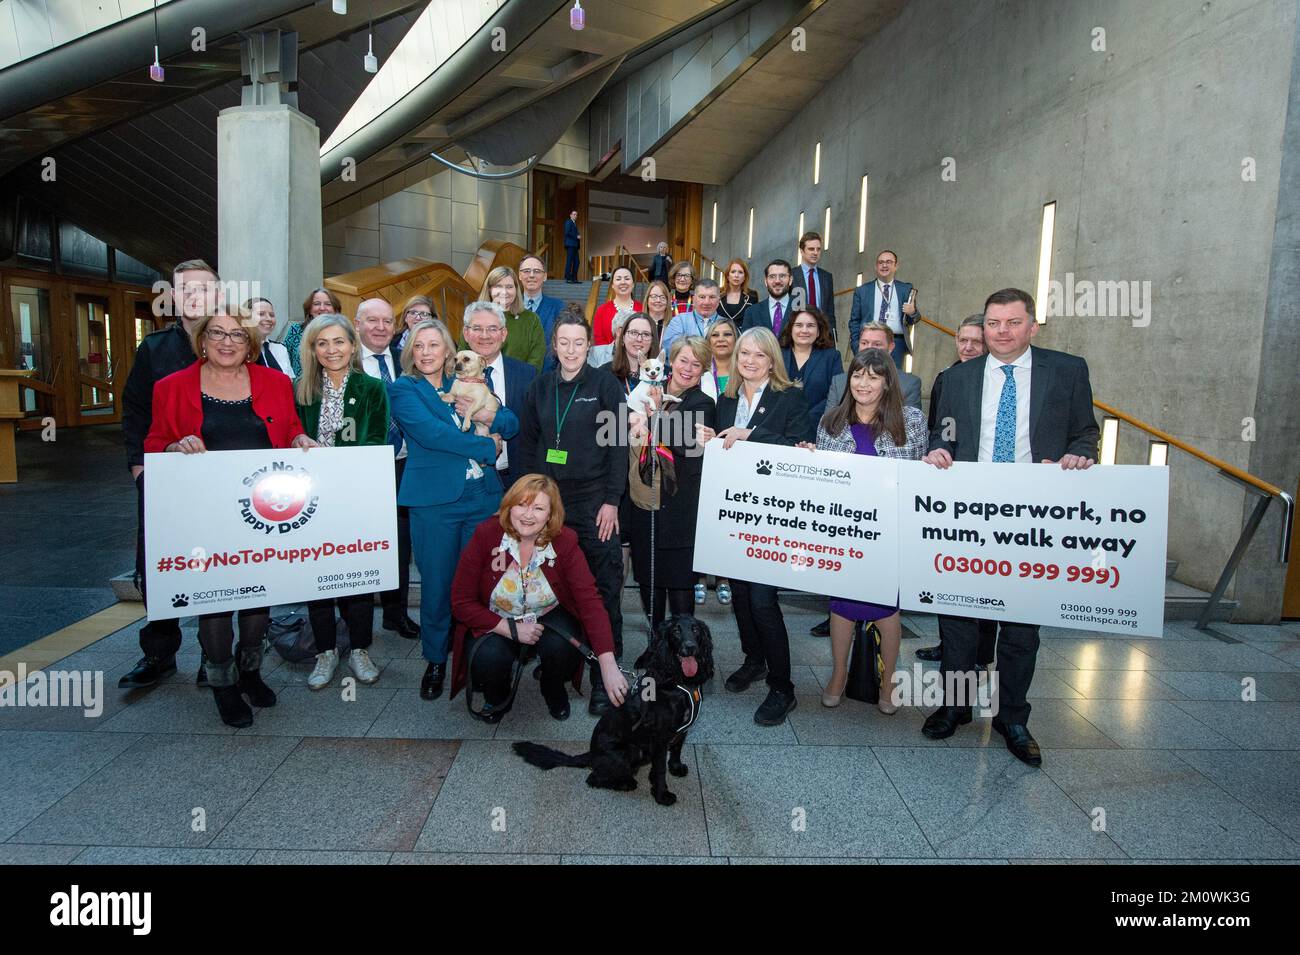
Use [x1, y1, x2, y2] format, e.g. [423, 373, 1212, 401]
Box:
[120, 236, 1098, 768]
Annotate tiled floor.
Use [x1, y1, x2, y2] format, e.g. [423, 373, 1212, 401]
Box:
[2, 593, 1297, 864]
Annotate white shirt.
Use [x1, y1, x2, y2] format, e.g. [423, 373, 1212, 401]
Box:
[487, 352, 508, 470]
[768, 294, 791, 324]
[978, 350, 1033, 463]
[359, 341, 406, 460]
[876, 280, 903, 335]
[735, 381, 767, 429]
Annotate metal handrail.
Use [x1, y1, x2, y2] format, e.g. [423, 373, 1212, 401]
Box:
[858, 293, 1295, 626]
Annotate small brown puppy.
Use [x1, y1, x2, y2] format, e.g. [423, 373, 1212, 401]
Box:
[442, 350, 494, 434]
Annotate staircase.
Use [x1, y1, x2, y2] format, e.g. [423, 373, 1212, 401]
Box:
[543, 278, 599, 306]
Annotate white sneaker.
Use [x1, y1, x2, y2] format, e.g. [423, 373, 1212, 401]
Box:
[307, 650, 338, 690]
[348, 648, 380, 684]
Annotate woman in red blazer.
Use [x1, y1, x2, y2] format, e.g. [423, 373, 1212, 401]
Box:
[450, 474, 628, 722]
[145, 309, 314, 730]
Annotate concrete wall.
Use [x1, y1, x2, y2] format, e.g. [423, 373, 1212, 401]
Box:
[323, 162, 528, 277]
[702, 0, 1300, 620]
[590, 0, 801, 173]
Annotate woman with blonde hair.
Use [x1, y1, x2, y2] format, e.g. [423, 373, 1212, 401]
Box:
[717, 258, 757, 323]
[697, 326, 811, 728]
[480, 265, 545, 370]
[295, 314, 391, 691]
[389, 318, 518, 700]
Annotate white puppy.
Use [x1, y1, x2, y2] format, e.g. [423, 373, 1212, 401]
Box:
[625, 356, 682, 419]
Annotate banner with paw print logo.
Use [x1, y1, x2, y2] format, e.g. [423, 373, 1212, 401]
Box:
[693, 441, 901, 604]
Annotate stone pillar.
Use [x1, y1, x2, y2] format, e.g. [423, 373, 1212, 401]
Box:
[216, 103, 322, 338]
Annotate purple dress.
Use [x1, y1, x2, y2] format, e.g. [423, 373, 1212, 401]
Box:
[828, 424, 898, 623]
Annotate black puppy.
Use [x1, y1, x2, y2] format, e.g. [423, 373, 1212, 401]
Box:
[513, 615, 714, 806]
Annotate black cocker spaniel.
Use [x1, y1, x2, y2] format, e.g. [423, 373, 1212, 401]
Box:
[513, 614, 714, 806]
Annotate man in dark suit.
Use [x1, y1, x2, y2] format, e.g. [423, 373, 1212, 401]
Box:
[356, 297, 419, 640]
[648, 242, 672, 283]
[463, 301, 537, 490]
[920, 288, 1099, 767]
[917, 314, 996, 663]
[790, 232, 835, 340]
[119, 258, 218, 689]
[849, 249, 918, 367]
[563, 211, 581, 283]
[740, 259, 794, 335]
[518, 254, 564, 372]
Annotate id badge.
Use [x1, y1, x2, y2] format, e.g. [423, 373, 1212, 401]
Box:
[546, 448, 568, 465]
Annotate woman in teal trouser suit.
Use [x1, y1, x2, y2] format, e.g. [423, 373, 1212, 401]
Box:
[388, 318, 518, 701]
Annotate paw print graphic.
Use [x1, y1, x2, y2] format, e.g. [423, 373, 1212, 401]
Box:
[755, 460, 772, 475]
[172, 594, 190, 608]
[918, 591, 934, 604]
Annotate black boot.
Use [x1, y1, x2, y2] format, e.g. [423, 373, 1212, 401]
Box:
[118, 654, 176, 689]
[237, 647, 277, 708]
[206, 658, 253, 726]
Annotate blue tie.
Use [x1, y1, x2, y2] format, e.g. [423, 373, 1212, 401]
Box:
[877, 284, 891, 324]
[375, 353, 403, 453]
[484, 365, 496, 395]
[992, 364, 1018, 463]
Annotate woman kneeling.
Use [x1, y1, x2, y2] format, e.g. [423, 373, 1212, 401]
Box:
[450, 475, 629, 722]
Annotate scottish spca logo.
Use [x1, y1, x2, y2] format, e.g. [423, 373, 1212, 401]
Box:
[237, 462, 319, 535]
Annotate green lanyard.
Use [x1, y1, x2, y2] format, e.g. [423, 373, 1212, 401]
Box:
[553, 378, 580, 449]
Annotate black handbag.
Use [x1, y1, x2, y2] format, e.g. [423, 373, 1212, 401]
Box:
[270, 609, 349, 663]
[845, 621, 882, 704]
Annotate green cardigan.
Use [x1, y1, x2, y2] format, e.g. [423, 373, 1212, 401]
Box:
[297, 371, 391, 447]
[499, 309, 545, 371]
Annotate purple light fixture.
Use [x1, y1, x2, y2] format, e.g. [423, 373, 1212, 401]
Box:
[570, 1, 585, 30]
[148, 2, 164, 81]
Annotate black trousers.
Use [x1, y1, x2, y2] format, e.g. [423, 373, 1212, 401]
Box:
[308, 592, 374, 653]
[937, 615, 997, 666]
[197, 607, 269, 664]
[938, 614, 1038, 726]
[496, 466, 518, 494]
[134, 472, 182, 659]
[639, 585, 695, 634]
[380, 457, 413, 619]
[468, 607, 584, 706]
[564, 246, 580, 281]
[561, 488, 623, 658]
[730, 579, 792, 694]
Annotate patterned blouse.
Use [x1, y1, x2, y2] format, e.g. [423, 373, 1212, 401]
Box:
[316, 371, 348, 446]
[490, 534, 559, 618]
[283, 322, 305, 377]
[815, 405, 928, 460]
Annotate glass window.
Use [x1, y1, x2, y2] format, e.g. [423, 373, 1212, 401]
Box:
[16, 202, 54, 269]
[59, 221, 110, 278]
[114, 249, 161, 287]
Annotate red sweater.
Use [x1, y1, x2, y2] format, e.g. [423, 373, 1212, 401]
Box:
[592, 299, 643, 346]
[144, 361, 306, 452]
[449, 518, 615, 697]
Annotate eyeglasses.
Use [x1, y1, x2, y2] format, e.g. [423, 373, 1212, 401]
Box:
[519, 268, 545, 276]
[625, 330, 652, 340]
[204, 328, 250, 344]
[466, 325, 504, 336]
[405, 310, 433, 320]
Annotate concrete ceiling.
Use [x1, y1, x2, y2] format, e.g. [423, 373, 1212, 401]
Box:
[646, 0, 909, 185]
[321, 0, 744, 222]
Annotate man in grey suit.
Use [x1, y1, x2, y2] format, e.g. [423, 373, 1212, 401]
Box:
[849, 249, 917, 367]
[920, 288, 1099, 767]
[825, 323, 922, 413]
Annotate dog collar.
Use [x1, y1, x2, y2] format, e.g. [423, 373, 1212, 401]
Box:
[458, 376, 487, 384]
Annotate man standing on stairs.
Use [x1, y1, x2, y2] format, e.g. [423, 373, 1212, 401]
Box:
[518, 254, 563, 372]
[563, 210, 581, 284]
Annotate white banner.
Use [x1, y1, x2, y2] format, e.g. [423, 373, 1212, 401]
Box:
[896, 462, 1169, 636]
[693, 441, 900, 604]
[144, 447, 398, 619]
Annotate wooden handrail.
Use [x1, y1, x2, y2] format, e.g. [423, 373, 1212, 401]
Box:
[584, 277, 603, 324]
[902, 308, 1288, 501]
[16, 377, 57, 396]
